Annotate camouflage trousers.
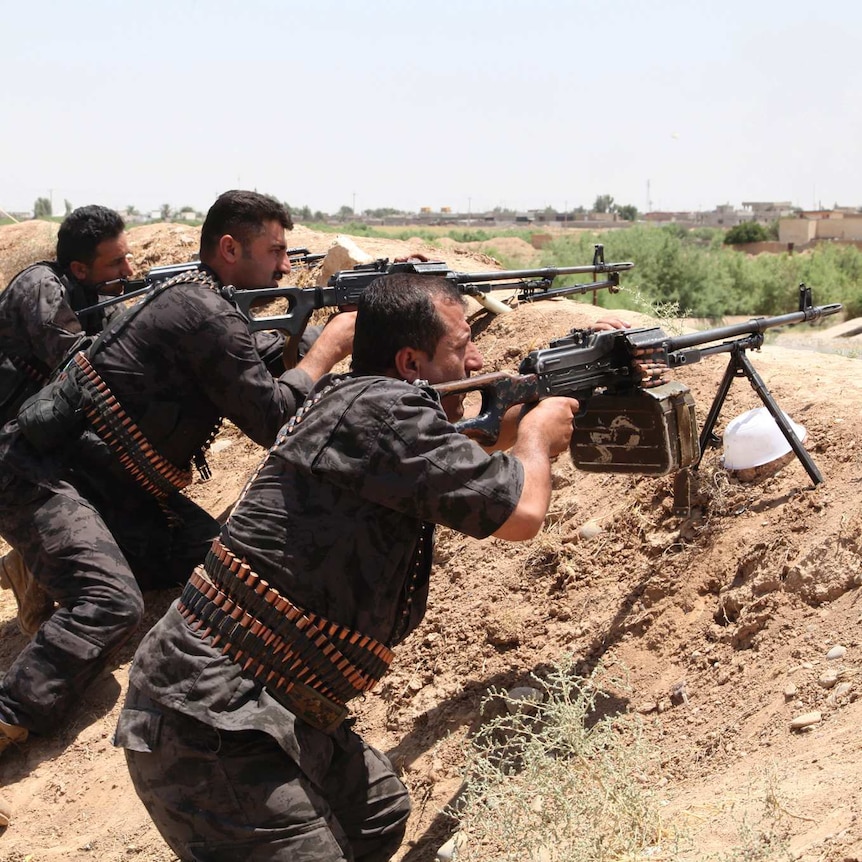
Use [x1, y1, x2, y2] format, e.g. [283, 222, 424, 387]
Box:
[120, 686, 411, 862]
[0, 470, 217, 735]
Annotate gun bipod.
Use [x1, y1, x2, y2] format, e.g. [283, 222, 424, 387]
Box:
[672, 340, 823, 516]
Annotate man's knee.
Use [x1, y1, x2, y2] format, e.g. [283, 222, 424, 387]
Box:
[108, 589, 145, 631]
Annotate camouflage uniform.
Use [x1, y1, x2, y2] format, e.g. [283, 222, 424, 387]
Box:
[117, 373, 524, 861]
[0, 267, 315, 737]
[0, 261, 113, 424]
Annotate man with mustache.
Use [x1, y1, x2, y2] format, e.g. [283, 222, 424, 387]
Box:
[117, 272, 579, 861]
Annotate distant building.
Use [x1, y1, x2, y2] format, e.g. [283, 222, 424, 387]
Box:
[699, 204, 745, 228]
[740, 201, 795, 223]
[779, 208, 862, 245]
[644, 211, 700, 226]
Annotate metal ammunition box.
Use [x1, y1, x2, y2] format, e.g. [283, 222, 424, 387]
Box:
[570, 381, 700, 475]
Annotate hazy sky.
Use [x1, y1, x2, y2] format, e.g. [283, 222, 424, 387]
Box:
[2, 0, 860, 217]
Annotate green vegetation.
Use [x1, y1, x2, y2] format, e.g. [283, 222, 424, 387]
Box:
[304, 221, 538, 245]
[723, 222, 775, 244]
[538, 225, 861, 318]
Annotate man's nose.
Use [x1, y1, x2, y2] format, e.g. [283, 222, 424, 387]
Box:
[278, 255, 292, 275]
[121, 257, 134, 277]
[466, 342, 483, 373]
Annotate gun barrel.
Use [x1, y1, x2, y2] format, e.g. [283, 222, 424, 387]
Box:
[659, 304, 843, 352]
[447, 262, 634, 285]
[76, 282, 151, 316]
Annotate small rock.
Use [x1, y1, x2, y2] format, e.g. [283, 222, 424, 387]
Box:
[826, 645, 847, 660]
[670, 681, 689, 705]
[783, 683, 798, 700]
[790, 711, 822, 731]
[636, 701, 658, 714]
[576, 521, 602, 540]
[818, 669, 840, 688]
[657, 698, 672, 713]
[833, 682, 853, 699]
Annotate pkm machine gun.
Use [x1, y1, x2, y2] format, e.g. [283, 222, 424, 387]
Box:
[228, 244, 633, 334]
[434, 285, 841, 506]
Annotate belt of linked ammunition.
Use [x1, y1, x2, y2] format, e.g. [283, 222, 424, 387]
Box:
[177, 537, 394, 733]
[0, 349, 49, 386]
[72, 351, 192, 499]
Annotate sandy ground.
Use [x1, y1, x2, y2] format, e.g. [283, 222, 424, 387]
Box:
[1, 222, 861, 861]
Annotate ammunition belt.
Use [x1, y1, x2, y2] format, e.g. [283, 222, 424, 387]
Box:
[177, 537, 394, 733]
[0, 349, 49, 386]
[72, 352, 192, 499]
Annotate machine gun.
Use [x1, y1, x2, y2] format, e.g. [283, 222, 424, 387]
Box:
[76, 248, 327, 318]
[434, 285, 841, 504]
[225, 243, 633, 334]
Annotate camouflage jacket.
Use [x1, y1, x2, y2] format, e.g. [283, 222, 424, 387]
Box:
[0, 261, 109, 423]
[127, 373, 524, 759]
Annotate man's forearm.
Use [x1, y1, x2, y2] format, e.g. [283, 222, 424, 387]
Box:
[492, 439, 552, 541]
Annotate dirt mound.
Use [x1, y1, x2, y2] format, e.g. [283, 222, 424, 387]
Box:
[1, 228, 862, 861]
[125, 223, 200, 273]
[0, 220, 59, 287]
[436, 235, 542, 266]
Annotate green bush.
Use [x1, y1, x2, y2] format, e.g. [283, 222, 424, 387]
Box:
[724, 222, 769, 244]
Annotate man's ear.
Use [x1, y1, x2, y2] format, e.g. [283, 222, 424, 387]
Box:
[394, 346, 422, 382]
[69, 260, 88, 282]
[217, 234, 240, 264]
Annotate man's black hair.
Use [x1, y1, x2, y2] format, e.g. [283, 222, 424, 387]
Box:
[199, 190, 293, 259]
[351, 274, 464, 376]
[56, 206, 126, 269]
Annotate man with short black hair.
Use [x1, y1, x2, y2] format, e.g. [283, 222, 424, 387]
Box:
[0, 190, 355, 764]
[0, 205, 134, 639]
[117, 272, 578, 861]
[0, 204, 133, 424]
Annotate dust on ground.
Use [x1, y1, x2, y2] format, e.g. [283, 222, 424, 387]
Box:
[1, 222, 862, 861]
